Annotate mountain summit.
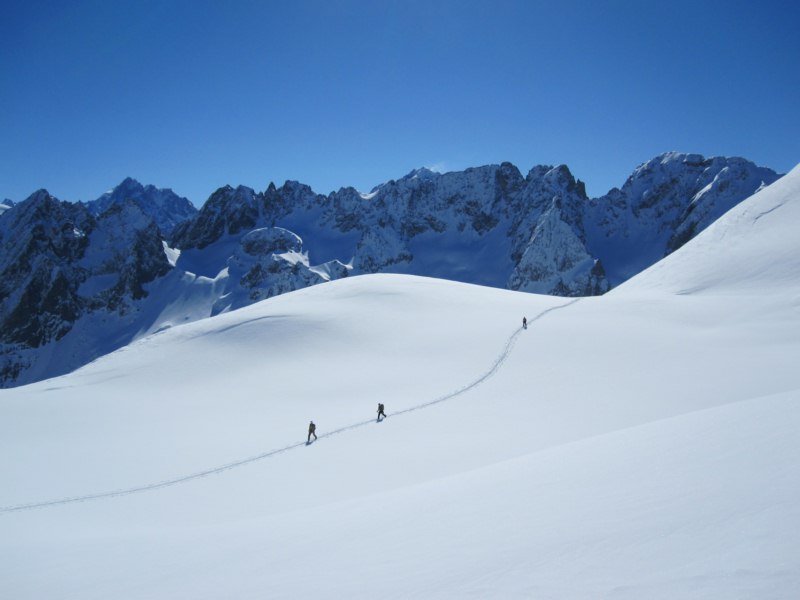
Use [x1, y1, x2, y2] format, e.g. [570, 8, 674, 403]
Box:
[86, 178, 197, 236]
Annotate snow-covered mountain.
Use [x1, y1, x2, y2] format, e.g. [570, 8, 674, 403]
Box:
[0, 153, 781, 387]
[0, 191, 171, 383]
[2, 165, 798, 599]
[171, 162, 607, 296]
[85, 177, 197, 237]
[0, 199, 13, 215]
[172, 152, 778, 298]
[586, 152, 780, 285]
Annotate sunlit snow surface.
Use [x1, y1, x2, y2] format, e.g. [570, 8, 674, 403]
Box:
[1, 167, 799, 598]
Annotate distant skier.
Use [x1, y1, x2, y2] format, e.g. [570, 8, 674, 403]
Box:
[307, 421, 317, 443]
[377, 403, 387, 421]
[522, 316, 527, 330]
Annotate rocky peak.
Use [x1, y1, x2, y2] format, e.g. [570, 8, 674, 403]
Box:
[612, 152, 779, 225]
[0, 199, 15, 215]
[509, 198, 608, 296]
[666, 157, 781, 253]
[492, 163, 525, 206]
[116, 176, 145, 194]
[11, 189, 60, 219]
[0, 191, 95, 351]
[585, 152, 781, 285]
[513, 166, 588, 240]
[524, 165, 585, 199]
[89, 200, 164, 262]
[273, 180, 324, 212]
[0, 190, 94, 262]
[88, 201, 171, 304]
[86, 177, 197, 237]
[172, 185, 260, 249]
[401, 167, 440, 182]
[87, 178, 197, 237]
[1, 188, 174, 384]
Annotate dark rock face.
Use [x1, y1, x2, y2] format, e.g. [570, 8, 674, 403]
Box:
[0, 191, 172, 386]
[0, 191, 94, 348]
[85, 201, 172, 310]
[171, 185, 262, 249]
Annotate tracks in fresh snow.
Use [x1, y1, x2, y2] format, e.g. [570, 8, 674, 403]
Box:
[384, 298, 581, 418]
[0, 298, 579, 513]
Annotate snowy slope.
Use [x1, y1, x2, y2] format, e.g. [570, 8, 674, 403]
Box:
[1, 166, 799, 598]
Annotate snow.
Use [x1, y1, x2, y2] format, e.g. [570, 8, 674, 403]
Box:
[1, 166, 799, 598]
[161, 241, 181, 266]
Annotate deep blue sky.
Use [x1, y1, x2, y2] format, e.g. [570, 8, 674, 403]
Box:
[2, 0, 798, 205]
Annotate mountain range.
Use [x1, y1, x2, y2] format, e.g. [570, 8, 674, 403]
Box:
[0, 152, 781, 387]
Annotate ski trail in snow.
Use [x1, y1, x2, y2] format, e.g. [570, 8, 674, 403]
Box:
[0, 441, 309, 513]
[0, 298, 579, 514]
[387, 298, 581, 418]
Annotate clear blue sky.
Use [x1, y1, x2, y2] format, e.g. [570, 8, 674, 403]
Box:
[2, 0, 798, 205]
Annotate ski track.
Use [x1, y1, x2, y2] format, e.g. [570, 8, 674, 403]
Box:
[0, 298, 579, 514]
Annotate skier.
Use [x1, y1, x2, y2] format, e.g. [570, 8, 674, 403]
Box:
[522, 316, 527, 330]
[307, 420, 317, 443]
[377, 403, 387, 421]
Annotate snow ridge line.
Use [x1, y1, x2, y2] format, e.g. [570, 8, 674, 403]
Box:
[0, 298, 579, 514]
